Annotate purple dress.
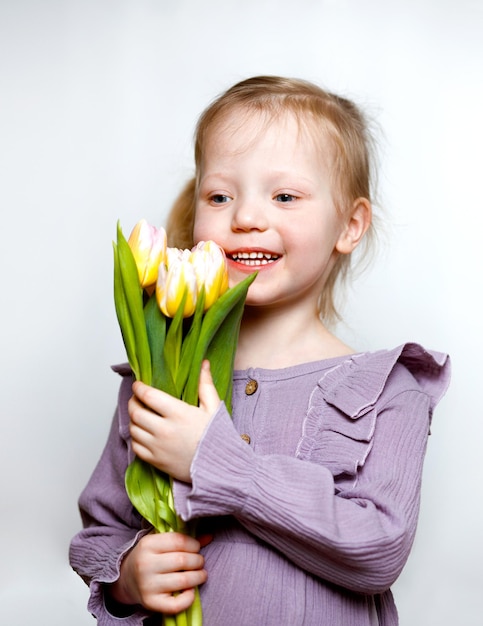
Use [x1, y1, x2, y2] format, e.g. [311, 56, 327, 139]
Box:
[70, 343, 450, 625]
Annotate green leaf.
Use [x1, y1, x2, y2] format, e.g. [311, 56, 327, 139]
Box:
[162, 289, 188, 396]
[176, 288, 205, 394]
[204, 293, 247, 411]
[113, 241, 140, 380]
[144, 294, 175, 392]
[183, 272, 257, 406]
[125, 457, 177, 532]
[116, 222, 152, 384]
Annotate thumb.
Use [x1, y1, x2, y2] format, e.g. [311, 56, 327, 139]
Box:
[198, 360, 221, 415]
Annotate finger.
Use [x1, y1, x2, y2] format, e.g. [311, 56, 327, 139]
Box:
[132, 381, 185, 419]
[158, 569, 207, 594]
[131, 381, 166, 411]
[146, 549, 205, 578]
[128, 396, 161, 437]
[148, 532, 202, 555]
[129, 430, 155, 462]
[155, 587, 198, 615]
[198, 360, 221, 415]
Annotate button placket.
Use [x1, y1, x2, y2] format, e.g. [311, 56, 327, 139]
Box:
[240, 375, 258, 445]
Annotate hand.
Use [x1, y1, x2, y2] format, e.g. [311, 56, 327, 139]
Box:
[128, 360, 221, 482]
[108, 532, 211, 615]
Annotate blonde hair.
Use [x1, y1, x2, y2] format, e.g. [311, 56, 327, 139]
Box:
[166, 75, 378, 322]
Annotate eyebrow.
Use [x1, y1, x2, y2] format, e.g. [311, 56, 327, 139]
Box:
[200, 170, 315, 186]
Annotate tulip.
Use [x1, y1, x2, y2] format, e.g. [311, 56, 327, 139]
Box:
[190, 241, 229, 310]
[128, 219, 167, 288]
[156, 248, 198, 318]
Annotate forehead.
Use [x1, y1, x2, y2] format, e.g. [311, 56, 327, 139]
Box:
[202, 108, 333, 165]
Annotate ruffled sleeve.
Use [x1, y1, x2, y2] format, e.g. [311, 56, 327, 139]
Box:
[296, 343, 450, 490]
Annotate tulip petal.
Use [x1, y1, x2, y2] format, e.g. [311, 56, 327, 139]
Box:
[158, 251, 198, 318]
[190, 241, 229, 311]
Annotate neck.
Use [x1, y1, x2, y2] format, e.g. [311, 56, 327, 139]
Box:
[234, 304, 353, 370]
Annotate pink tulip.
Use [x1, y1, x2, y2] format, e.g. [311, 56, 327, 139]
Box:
[156, 248, 198, 318]
[190, 241, 229, 310]
[128, 219, 167, 288]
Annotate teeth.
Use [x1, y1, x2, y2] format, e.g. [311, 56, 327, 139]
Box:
[231, 251, 279, 265]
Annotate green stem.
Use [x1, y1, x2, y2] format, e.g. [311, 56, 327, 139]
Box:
[189, 586, 203, 626]
[175, 610, 188, 626]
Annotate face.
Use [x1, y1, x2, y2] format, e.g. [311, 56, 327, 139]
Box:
[193, 110, 352, 312]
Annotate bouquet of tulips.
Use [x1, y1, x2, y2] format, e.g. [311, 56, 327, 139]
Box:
[113, 220, 256, 626]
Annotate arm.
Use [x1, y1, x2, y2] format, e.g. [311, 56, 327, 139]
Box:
[175, 387, 431, 594]
[69, 374, 208, 624]
[69, 377, 143, 563]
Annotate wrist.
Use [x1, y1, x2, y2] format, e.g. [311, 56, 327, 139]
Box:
[105, 553, 139, 609]
[105, 577, 140, 617]
[104, 590, 139, 618]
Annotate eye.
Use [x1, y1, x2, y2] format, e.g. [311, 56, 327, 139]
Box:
[274, 193, 297, 203]
[210, 194, 231, 204]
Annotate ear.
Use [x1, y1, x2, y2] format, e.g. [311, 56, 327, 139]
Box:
[335, 197, 372, 255]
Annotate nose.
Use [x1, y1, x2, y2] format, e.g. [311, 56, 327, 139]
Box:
[231, 199, 269, 232]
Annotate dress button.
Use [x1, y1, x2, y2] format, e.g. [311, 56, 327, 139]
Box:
[240, 434, 251, 444]
[245, 379, 258, 395]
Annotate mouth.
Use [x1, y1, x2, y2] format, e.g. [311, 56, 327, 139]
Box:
[228, 251, 280, 266]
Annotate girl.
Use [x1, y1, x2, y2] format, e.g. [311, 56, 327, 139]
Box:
[70, 76, 450, 625]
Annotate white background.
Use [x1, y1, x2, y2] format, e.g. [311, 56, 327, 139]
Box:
[1, 1, 481, 624]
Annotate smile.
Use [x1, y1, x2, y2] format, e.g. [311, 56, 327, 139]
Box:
[229, 251, 280, 266]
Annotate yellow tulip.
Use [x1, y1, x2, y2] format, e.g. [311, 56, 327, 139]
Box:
[128, 219, 167, 288]
[156, 248, 198, 318]
[190, 241, 229, 310]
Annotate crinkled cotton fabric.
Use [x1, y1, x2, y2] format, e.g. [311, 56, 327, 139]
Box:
[70, 343, 450, 625]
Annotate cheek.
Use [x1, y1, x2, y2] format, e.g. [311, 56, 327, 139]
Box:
[192, 210, 225, 245]
[192, 211, 209, 244]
